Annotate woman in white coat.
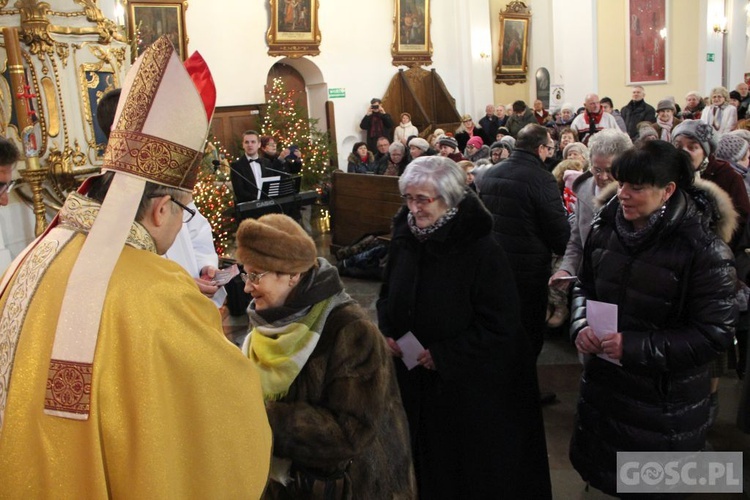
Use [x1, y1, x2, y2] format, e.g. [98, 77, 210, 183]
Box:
[702, 86, 738, 135]
[393, 112, 419, 145]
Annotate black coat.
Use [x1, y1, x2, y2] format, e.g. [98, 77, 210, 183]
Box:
[569, 187, 737, 495]
[377, 191, 552, 499]
[480, 149, 570, 283]
[480, 149, 570, 354]
[620, 99, 657, 139]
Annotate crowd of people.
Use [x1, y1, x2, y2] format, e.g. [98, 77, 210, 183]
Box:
[1, 35, 750, 497]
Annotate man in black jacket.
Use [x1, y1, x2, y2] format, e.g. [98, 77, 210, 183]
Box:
[620, 85, 656, 139]
[230, 130, 276, 203]
[480, 124, 570, 380]
[359, 98, 394, 153]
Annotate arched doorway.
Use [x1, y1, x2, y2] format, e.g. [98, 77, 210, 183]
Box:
[265, 63, 309, 120]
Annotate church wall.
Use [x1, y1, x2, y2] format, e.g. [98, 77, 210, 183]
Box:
[187, 1, 501, 168]
[597, 0, 706, 112]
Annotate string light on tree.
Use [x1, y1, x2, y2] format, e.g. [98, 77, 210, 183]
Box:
[261, 78, 334, 190]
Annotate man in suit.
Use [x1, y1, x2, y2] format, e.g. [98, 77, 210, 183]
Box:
[231, 129, 276, 203]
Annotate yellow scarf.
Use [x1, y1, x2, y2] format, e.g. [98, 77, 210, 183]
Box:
[247, 296, 339, 401]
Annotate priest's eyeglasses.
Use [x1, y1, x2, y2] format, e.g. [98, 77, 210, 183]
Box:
[147, 194, 196, 223]
[0, 180, 17, 197]
[169, 197, 196, 223]
[401, 194, 441, 206]
[240, 270, 271, 285]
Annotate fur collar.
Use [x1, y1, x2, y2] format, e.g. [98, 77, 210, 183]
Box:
[595, 178, 737, 243]
[347, 151, 375, 165]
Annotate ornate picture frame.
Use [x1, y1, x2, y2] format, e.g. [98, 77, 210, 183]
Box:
[391, 0, 432, 68]
[495, 1, 531, 85]
[267, 0, 321, 58]
[626, 0, 668, 85]
[125, 0, 188, 61]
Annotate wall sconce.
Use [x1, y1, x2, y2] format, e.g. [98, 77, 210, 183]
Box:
[713, 17, 728, 34]
[479, 52, 491, 60]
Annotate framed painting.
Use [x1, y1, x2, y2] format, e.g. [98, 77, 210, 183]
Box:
[267, 0, 321, 57]
[391, 0, 432, 68]
[495, 1, 531, 85]
[125, 0, 188, 61]
[626, 0, 668, 85]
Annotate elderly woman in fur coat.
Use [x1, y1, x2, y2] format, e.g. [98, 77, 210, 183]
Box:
[378, 156, 552, 499]
[570, 141, 738, 496]
[235, 214, 415, 499]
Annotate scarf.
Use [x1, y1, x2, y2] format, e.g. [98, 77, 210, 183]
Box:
[244, 259, 352, 401]
[369, 115, 384, 138]
[407, 206, 459, 241]
[712, 105, 725, 131]
[657, 117, 673, 141]
[615, 201, 666, 250]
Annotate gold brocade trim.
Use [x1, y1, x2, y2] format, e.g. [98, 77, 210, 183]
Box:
[44, 359, 92, 415]
[113, 36, 172, 134]
[0, 228, 75, 434]
[102, 130, 201, 191]
[59, 192, 157, 253]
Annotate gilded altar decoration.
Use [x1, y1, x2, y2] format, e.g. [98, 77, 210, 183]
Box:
[0, 0, 130, 228]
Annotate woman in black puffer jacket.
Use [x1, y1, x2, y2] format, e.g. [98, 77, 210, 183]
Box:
[569, 140, 738, 496]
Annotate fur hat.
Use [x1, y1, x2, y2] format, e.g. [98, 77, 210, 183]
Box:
[561, 102, 576, 113]
[409, 137, 430, 152]
[499, 135, 516, 149]
[438, 135, 458, 150]
[467, 136, 484, 149]
[497, 126, 510, 136]
[563, 142, 589, 161]
[656, 98, 676, 112]
[236, 214, 317, 274]
[672, 120, 716, 156]
[716, 134, 749, 163]
[730, 90, 742, 102]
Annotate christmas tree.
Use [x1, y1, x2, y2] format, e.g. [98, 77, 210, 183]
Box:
[193, 139, 237, 257]
[261, 78, 334, 190]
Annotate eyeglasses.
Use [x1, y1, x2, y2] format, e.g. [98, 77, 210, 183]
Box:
[401, 194, 441, 206]
[147, 194, 196, 223]
[593, 167, 612, 178]
[240, 270, 271, 285]
[0, 179, 17, 196]
[544, 145, 555, 152]
[169, 197, 196, 223]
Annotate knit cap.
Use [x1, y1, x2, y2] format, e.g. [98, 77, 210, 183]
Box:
[438, 135, 458, 150]
[716, 134, 749, 163]
[672, 120, 716, 157]
[467, 136, 484, 149]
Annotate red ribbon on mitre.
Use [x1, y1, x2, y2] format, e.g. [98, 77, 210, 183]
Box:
[184, 51, 216, 123]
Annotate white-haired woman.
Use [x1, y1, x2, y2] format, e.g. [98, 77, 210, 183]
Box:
[377, 156, 551, 499]
[235, 214, 415, 499]
[701, 86, 738, 134]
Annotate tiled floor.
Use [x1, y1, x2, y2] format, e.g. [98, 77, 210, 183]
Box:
[228, 208, 750, 498]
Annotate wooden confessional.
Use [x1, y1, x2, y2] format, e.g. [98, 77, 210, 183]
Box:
[380, 67, 462, 137]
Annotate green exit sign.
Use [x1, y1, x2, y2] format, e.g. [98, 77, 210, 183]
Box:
[328, 88, 346, 99]
[707, 53, 715, 62]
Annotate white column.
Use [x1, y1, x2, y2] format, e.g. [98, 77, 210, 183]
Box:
[551, 0, 597, 108]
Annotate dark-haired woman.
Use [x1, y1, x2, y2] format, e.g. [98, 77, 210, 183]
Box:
[569, 140, 738, 495]
[347, 142, 376, 174]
